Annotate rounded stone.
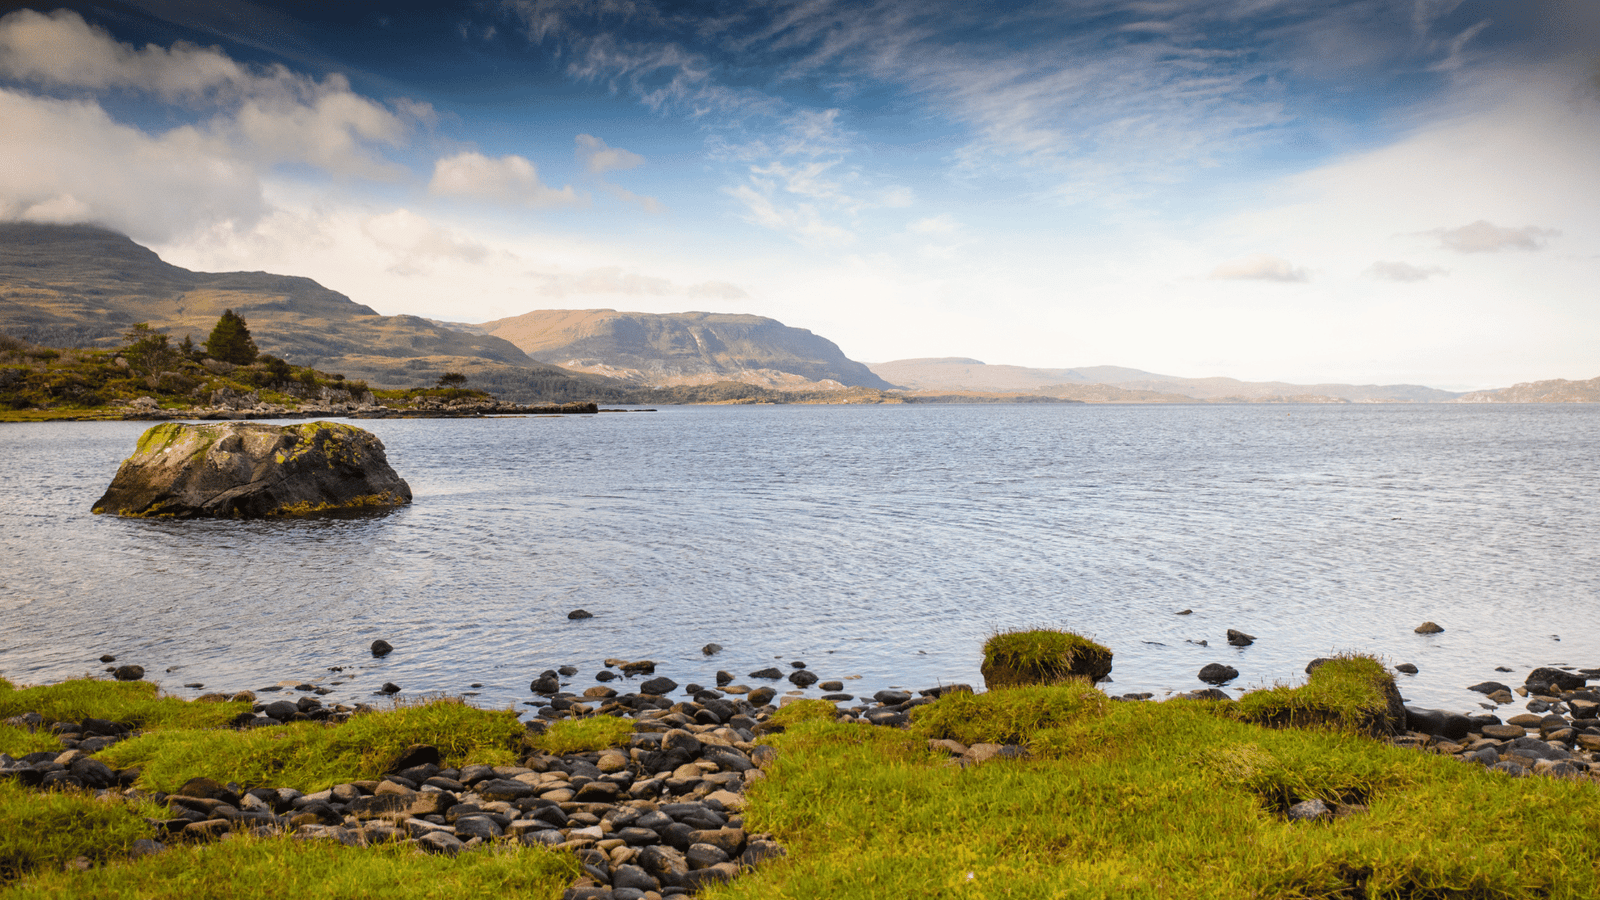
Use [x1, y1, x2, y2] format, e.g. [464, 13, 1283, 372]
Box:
[1414, 621, 1444, 634]
[370, 640, 393, 657]
[1198, 663, 1239, 685]
[113, 665, 145, 682]
[640, 676, 678, 696]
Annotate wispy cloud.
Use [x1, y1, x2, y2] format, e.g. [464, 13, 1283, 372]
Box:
[1428, 220, 1560, 253]
[1208, 254, 1309, 282]
[1365, 260, 1447, 282]
[575, 133, 644, 174]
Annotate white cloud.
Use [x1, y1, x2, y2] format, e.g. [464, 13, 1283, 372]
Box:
[0, 8, 249, 101]
[1429, 220, 1560, 253]
[0, 88, 265, 243]
[427, 152, 582, 208]
[1208, 254, 1309, 282]
[1365, 260, 1447, 282]
[0, 9, 413, 180]
[575, 133, 645, 174]
[361, 209, 489, 276]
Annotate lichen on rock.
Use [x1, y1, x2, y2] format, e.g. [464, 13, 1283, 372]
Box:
[92, 421, 411, 518]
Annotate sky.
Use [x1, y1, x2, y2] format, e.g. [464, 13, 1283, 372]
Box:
[1, 1, 1597, 389]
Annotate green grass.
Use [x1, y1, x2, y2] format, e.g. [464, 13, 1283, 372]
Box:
[0, 781, 163, 884]
[910, 679, 1107, 748]
[1, 831, 580, 899]
[980, 628, 1113, 688]
[525, 715, 634, 755]
[769, 700, 840, 728]
[99, 699, 524, 793]
[1232, 654, 1404, 737]
[0, 679, 247, 732]
[0, 726, 59, 759]
[710, 686, 1600, 900]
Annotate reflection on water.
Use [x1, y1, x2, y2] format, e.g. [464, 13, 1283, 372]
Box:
[1, 404, 1596, 715]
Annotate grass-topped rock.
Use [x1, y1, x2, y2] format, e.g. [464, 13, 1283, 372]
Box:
[980, 628, 1113, 689]
[91, 421, 411, 518]
[1231, 653, 1407, 737]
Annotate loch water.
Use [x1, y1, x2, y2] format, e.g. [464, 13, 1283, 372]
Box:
[1, 403, 1596, 715]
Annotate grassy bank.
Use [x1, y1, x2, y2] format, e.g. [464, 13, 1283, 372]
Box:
[723, 684, 1600, 899]
[3, 659, 1599, 898]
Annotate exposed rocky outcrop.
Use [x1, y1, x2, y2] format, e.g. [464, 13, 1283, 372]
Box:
[92, 421, 410, 518]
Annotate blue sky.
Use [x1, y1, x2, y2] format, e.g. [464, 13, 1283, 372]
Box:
[2, 1, 1597, 388]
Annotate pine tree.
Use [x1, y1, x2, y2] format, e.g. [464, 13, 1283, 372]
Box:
[204, 309, 259, 365]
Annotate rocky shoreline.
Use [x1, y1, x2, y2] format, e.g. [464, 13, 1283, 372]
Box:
[117, 399, 606, 420]
[3, 653, 1598, 898]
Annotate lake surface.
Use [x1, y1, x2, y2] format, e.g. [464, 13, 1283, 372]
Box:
[2, 404, 1596, 716]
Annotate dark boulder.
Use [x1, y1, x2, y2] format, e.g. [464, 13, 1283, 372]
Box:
[1414, 621, 1444, 634]
[113, 665, 145, 682]
[370, 640, 393, 657]
[640, 676, 678, 695]
[748, 667, 783, 680]
[567, 609, 593, 620]
[1404, 706, 1471, 740]
[1469, 681, 1511, 695]
[1226, 630, 1255, 647]
[92, 421, 410, 519]
[1198, 663, 1239, 685]
[788, 670, 819, 688]
[1526, 667, 1586, 692]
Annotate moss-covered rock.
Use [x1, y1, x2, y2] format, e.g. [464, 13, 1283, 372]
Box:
[91, 421, 411, 518]
[980, 628, 1113, 689]
[1232, 654, 1406, 737]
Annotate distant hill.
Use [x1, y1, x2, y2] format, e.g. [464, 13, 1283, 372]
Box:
[869, 358, 1463, 403]
[1456, 377, 1600, 403]
[0, 223, 619, 401]
[479, 309, 894, 390]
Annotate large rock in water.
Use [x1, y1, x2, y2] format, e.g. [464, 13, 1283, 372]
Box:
[92, 421, 411, 518]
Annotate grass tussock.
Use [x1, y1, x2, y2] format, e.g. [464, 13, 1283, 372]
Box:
[0, 679, 248, 732]
[715, 684, 1600, 900]
[980, 628, 1113, 688]
[1232, 653, 1405, 737]
[0, 781, 163, 884]
[99, 698, 523, 793]
[769, 699, 841, 728]
[1, 831, 581, 899]
[910, 680, 1107, 748]
[526, 715, 634, 755]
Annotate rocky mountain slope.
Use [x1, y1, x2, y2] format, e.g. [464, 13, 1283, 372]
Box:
[869, 358, 1464, 403]
[478, 309, 893, 390]
[1455, 377, 1600, 403]
[0, 223, 617, 401]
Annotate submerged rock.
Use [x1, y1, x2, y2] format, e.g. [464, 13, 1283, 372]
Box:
[92, 421, 410, 519]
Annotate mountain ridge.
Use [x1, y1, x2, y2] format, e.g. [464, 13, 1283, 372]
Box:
[479, 308, 894, 390]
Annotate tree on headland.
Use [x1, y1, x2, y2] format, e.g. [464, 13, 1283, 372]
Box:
[120, 323, 177, 373]
[205, 310, 259, 365]
[437, 372, 467, 388]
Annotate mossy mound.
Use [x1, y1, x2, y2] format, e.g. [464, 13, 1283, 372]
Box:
[1231, 653, 1406, 737]
[980, 628, 1113, 689]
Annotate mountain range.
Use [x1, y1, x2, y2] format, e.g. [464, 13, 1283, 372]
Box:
[1, 223, 1592, 404]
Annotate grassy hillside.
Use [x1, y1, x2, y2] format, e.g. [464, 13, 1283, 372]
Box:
[0, 223, 623, 402]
